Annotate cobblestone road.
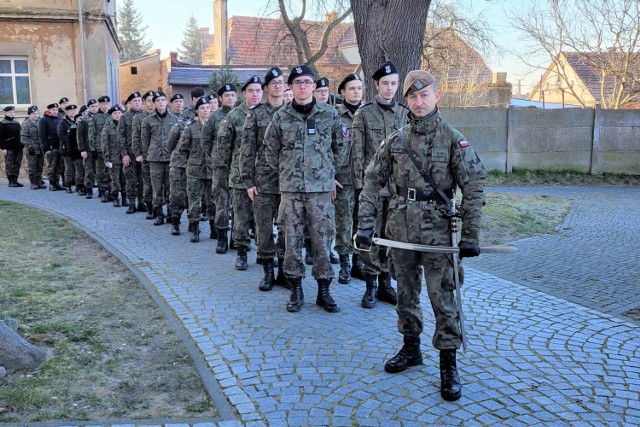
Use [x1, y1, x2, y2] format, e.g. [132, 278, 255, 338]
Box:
[1, 183, 639, 427]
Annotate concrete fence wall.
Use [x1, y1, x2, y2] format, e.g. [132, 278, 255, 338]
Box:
[439, 107, 640, 175]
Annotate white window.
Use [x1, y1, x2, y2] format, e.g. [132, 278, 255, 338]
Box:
[0, 56, 32, 105]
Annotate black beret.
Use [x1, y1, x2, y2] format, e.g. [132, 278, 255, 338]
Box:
[206, 94, 217, 102]
[242, 75, 263, 91]
[338, 73, 362, 93]
[59, 97, 69, 104]
[190, 86, 205, 98]
[263, 67, 283, 87]
[27, 106, 38, 115]
[108, 104, 126, 115]
[86, 99, 97, 106]
[287, 64, 315, 85]
[79, 105, 88, 115]
[372, 61, 399, 81]
[47, 103, 59, 110]
[315, 77, 330, 90]
[143, 90, 155, 100]
[152, 91, 166, 102]
[217, 83, 237, 97]
[126, 92, 142, 104]
[3, 105, 15, 112]
[98, 95, 111, 103]
[65, 104, 78, 111]
[170, 94, 184, 102]
[194, 96, 209, 110]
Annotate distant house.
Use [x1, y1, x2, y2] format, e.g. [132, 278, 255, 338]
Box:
[119, 49, 170, 103]
[528, 51, 640, 109]
[0, 0, 121, 113]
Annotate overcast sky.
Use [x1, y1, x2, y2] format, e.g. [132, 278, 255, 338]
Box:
[125, 0, 544, 93]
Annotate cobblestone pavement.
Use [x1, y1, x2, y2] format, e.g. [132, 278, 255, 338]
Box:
[1, 183, 639, 427]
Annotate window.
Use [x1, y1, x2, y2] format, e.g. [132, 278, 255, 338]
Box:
[131, 66, 138, 75]
[0, 56, 31, 105]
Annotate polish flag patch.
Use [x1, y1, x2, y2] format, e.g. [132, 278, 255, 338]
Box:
[459, 140, 470, 147]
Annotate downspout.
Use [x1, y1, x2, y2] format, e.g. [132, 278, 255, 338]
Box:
[78, 0, 87, 103]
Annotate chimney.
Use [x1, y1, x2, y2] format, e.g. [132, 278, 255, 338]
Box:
[213, 0, 228, 65]
[492, 72, 507, 85]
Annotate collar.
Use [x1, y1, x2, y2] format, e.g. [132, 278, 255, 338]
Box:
[291, 98, 316, 116]
[4, 115, 13, 121]
[409, 107, 441, 135]
[375, 94, 396, 111]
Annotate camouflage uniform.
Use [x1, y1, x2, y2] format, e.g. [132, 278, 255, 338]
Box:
[203, 105, 233, 230]
[21, 117, 44, 184]
[118, 108, 144, 205]
[358, 108, 486, 348]
[240, 100, 284, 261]
[178, 119, 214, 222]
[131, 111, 152, 207]
[214, 102, 252, 250]
[334, 103, 357, 257]
[77, 110, 97, 192]
[351, 98, 409, 275]
[1, 116, 24, 180]
[88, 110, 111, 195]
[264, 100, 345, 280]
[168, 118, 190, 220]
[180, 105, 196, 121]
[141, 111, 178, 209]
[101, 117, 125, 196]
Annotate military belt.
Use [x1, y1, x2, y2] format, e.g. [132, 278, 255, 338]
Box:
[396, 185, 434, 202]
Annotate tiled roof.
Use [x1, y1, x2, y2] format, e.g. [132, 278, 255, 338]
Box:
[169, 67, 270, 86]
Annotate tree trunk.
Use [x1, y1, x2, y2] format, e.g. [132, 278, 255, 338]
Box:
[0, 321, 47, 374]
[351, 0, 431, 101]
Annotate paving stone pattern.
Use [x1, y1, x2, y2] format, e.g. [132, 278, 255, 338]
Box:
[1, 183, 639, 427]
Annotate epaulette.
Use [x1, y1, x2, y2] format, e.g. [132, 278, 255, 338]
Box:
[398, 102, 410, 110]
[250, 103, 263, 110]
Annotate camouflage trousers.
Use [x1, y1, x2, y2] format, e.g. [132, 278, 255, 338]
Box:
[46, 149, 61, 181]
[390, 247, 463, 350]
[149, 161, 170, 208]
[63, 157, 84, 187]
[333, 185, 355, 256]
[253, 192, 284, 260]
[125, 161, 143, 202]
[95, 152, 110, 193]
[231, 188, 252, 250]
[4, 148, 23, 177]
[360, 196, 390, 275]
[279, 192, 335, 280]
[169, 166, 187, 218]
[108, 164, 126, 195]
[142, 160, 152, 204]
[27, 153, 44, 181]
[187, 177, 214, 222]
[212, 176, 230, 230]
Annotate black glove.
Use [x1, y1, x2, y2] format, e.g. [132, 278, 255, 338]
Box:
[459, 241, 480, 259]
[355, 228, 375, 250]
[28, 147, 36, 155]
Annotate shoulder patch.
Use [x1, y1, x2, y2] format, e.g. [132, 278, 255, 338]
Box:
[341, 123, 349, 138]
[459, 140, 470, 148]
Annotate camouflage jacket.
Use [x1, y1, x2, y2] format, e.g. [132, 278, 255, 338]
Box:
[88, 110, 109, 153]
[101, 118, 122, 164]
[20, 117, 40, 154]
[264, 100, 346, 193]
[351, 98, 409, 189]
[214, 102, 251, 189]
[168, 118, 190, 168]
[202, 105, 232, 183]
[76, 112, 93, 153]
[239, 100, 282, 193]
[336, 103, 357, 186]
[141, 110, 179, 162]
[131, 110, 151, 158]
[180, 105, 196, 121]
[358, 109, 486, 245]
[176, 119, 211, 180]
[117, 109, 141, 158]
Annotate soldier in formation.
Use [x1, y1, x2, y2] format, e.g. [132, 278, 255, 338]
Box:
[1, 106, 24, 187]
[21, 106, 46, 189]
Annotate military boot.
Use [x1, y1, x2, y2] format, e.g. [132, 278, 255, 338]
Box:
[361, 274, 378, 309]
[316, 278, 341, 313]
[37, 179, 47, 189]
[77, 185, 86, 196]
[338, 254, 351, 284]
[275, 258, 289, 289]
[377, 272, 397, 305]
[209, 220, 218, 239]
[112, 192, 121, 207]
[153, 207, 165, 226]
[85, 187, 93, 199]
[258, 258, 275, 291]
[137, 198, 147, 212]
[384, 336, 423, 373]
[440, 349, 462, 401]
[286, 277, 304, 312]
[350, 253, 366, 280]
[29, 177, 39, 190]
[190, 221, 200, 242]
[121, 197, 129, 207]
[216, 229, 228, 254]
[49, 180, 59, 191]
[126, 200, 136, 214]
[65, 184, 73, 193]
[235, 246, 248, 271]
[145, 202, 154, 220]
[171, 215, 181, 236]
[101, 189, 110, 203]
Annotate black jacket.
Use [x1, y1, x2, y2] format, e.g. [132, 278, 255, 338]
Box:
[58, 116, 81, 159]
[38, 112, 61, 152]
[0, 117, 23, 150]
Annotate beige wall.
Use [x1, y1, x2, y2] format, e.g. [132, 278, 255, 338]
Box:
[119, 52, 166, 102]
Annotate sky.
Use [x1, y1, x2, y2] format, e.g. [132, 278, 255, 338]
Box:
[124, 0, 545, 93]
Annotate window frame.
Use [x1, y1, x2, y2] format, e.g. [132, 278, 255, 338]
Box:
[0, 56, 32, 106]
